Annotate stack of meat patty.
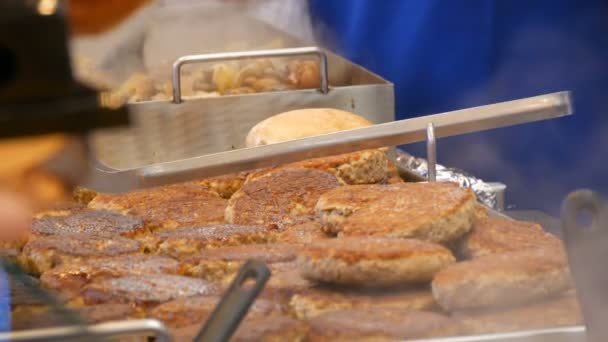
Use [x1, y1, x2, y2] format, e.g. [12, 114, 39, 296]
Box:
[4, 109, 582, 341]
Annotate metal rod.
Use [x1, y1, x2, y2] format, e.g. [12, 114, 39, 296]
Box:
[0, 319, 171, 342]
[131, 91, 572, 189]
[426, 122, 437, 182]
[171, 47, 329, 103]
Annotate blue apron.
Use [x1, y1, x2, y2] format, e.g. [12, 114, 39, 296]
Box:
[309, 0, 608, 214]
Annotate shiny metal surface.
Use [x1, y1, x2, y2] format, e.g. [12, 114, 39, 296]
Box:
[85, 91, 571, 192]
[426, 122, 437, 182]
[562, 190, 608, 342]
[172, 47, 329, 103]
[0, 319, 171, 342]
[408, 326, 586, 342]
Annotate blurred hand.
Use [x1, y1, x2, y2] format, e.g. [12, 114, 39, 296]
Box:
[0, 192, 30, 242]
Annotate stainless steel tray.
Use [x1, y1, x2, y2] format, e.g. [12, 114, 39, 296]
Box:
[409, 326, 585, 342]
[89, 46, 394, 171]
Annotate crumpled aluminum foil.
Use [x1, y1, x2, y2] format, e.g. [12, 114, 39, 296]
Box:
[395, 149, 497, 209]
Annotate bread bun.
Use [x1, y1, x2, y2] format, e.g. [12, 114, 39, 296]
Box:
[245, 108, 372, 147]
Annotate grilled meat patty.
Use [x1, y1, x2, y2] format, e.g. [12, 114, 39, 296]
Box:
[88, 183, 227, 230]
[31, 209, 147, 239]
[267, 149, 389, 185]
[460, 216, 563, 259]
[307, 308, 458, 341]
[40, 255, 181, 299]
[431, 248, 572, 311]
[298, 237, 455, 287]
[80, 274, 220, 308]
[19, 234, 142, 275]
[226, 168, 341, 229]
[289, 286, 436, 319]
[317, 182, 477, 243]
[194, 171, 252, 199]
[274, 221, 328, 245]
[149, 295, 284, 329]
[181, 244, 298, 282]
[453, 293, 583, 335]
[144, 224, 269, 258]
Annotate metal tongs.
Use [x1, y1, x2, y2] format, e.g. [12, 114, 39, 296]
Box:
[562, 190, 608, 342]
[86, 91, 573, 192]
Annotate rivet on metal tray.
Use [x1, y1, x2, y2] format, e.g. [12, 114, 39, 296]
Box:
[426, 122, 437, 182]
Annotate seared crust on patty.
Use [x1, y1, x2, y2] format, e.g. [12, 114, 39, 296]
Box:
[287, 149, 388, 185]
[289, 287, 436, 319]
[88, 183, 227, 230]
[275, 221, 328, 244]
[11, 303, 140, 331]
[315, 184, 404, 234]
[149, 295, 284, 328]
[226, 168, 341, 229]
[461, 216, 562, 259]
[40, 255, 180, 299]
[147, 224, 269, 258]
[453, 293, 583, 335]
[333, 182, 477, 243]
[19, 234, 142, 275]
[431, 248, 572, 311]
[307, 308, 457, 341]
[194, 171, 251, 199]
[181, 244, 297, 281]
[80, 274, 220, 308]
[171, 315, 308, 342]
[298, 237, 455, 286]
[31, 210, 146, 239]
[232, 315, 309, 342]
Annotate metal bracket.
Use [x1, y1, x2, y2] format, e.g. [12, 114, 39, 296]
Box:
[171, 47, 329, 103]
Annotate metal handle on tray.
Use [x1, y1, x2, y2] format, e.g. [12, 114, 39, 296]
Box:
[171, 46, 329, 103]
[562, 190, 608, 342]
[0, 319, 171, 342]
[194, 260, 271, 342]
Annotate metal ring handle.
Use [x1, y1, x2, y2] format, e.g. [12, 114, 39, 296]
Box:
[171, 46, 329, 103]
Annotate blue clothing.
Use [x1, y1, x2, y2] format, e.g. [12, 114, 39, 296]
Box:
[0, 270, 10, 332]
[309, 0, 608, 214]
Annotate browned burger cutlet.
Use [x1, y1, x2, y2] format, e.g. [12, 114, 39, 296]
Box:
[172, 315, 309, 342]
[19, 234, 142, 275]
[145, 224, 269, 258]
[148, 295, 284, 329]
[88, 183, 227, 230]
[80, 274, 220, 308]
[245, 150, 388, 186]
[194, 171, 252, 199]
[226, 168, 341, 229]
[274, 221, 329, 245]
[307, 308, 459, 341]
[181, 244, 298, 282]
[298, 237, 455, 287]
[460, 216, 563, 259]
[431, 248, 572, 311]
[289, 286, 436, 319]
[31, 209, 147, 239]
[325, 182, 477, 243]
[453, 293, 583, 335]
[40, 255, 181, 300]
[33, 201, 86, 218]
[315, 183, 405, 234]
[73, 186, 98, 205]
[11, 303, 140, 331]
